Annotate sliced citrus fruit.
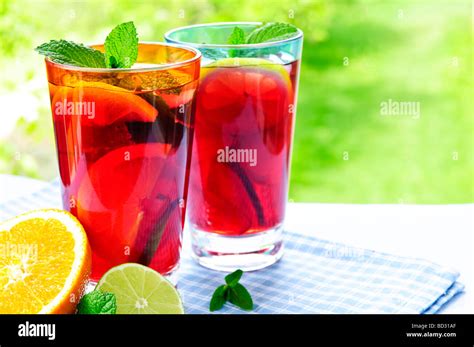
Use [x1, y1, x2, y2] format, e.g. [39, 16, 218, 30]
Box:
[96, 263, 184, 314]
[52, 81, 158, 126]
[76, 143, 174, 268]
[205, 57, 291, 79]
[198, 58, 293, 128]
[0, 209, 91, 314]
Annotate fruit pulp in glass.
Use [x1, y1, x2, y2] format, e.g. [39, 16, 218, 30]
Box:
[189, 58, 299, 236]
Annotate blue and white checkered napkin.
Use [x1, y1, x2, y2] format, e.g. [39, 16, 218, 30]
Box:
[0, 181, 464, 314]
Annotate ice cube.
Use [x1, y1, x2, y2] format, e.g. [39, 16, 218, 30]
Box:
[267, 52, 296, 65]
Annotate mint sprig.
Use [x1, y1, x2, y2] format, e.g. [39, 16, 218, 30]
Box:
[77, 290, 117, 314]
[104, 21, 138, 68]
[35, 21, 139, 69]
[246, 22, 298, 44]
[227, 27, 246, 45]
[35, 40, 106, 68]
[226, 22, 298, 46]
[209, 269, 254, 312]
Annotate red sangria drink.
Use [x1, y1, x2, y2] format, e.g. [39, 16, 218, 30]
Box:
[166, 23, 303, 271]
[43, 42, 201, 281]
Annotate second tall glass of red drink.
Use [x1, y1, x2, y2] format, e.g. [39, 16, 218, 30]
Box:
[166, 23, 303, 271]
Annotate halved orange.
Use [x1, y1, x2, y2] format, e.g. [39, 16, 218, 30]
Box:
[0, 209, 91, 313]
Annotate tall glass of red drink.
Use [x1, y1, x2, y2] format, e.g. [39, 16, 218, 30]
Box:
[165, 23, 303, 271]
[44, 43, 201, 282]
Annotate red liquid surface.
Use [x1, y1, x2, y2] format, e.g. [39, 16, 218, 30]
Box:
[47, 62, 198, 281]
[189, 60, 300, 235]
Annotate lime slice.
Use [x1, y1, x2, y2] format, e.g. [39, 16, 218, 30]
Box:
[96, 263, 184, 314]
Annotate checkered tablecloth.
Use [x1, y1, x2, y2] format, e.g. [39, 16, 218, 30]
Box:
[0, 181, 464, 314]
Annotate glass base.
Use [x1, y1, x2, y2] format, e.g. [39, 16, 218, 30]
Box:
[191, 225, 284, 272]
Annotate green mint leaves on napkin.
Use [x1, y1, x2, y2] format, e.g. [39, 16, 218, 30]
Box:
[210, 269, 254, 312]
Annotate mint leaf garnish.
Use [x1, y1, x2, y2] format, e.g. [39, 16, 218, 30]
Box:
[104, 21, 138, 68]
[246, 22, 298, 44]
[225, 22, 298, 47]
[209, 269, 254, 312]
[35, 40, 106, 68]
[225, 269, 243, 287]
[228, 27, 246, 45]
[35, 21, 140, 69]
[77, 290, 117, 314]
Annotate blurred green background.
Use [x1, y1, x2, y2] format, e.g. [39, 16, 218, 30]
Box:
[0, 0, 472, 203]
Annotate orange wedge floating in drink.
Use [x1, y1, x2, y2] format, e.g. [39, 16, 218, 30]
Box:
[0, 209, 91, 313]
[76, 143, 173, 267]
[51, 81, 158, 126]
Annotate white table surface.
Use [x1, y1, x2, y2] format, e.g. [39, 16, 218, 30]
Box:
[1, 174, 472, 314]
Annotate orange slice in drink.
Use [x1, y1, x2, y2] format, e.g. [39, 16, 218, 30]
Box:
[51, 81, 158, 126]
[0, 209, 91, 313]
[76, 143, 173, 265]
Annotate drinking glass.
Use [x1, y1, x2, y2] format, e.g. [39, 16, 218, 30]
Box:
[44, 43, 201, 281]
[165, 23, 303, 271]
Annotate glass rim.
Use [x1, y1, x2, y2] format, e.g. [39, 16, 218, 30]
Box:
[164, 22, 304, 49]
[45, 41, 202, 73]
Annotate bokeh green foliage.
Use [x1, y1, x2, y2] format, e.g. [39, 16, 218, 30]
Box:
[0, 0, 472, 203]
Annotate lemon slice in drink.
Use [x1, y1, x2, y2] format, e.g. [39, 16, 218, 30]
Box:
[96, 263, 184, 314]
[204, 57, 292, 86]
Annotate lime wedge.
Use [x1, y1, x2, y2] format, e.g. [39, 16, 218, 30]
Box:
[96, 263, 184, 314]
